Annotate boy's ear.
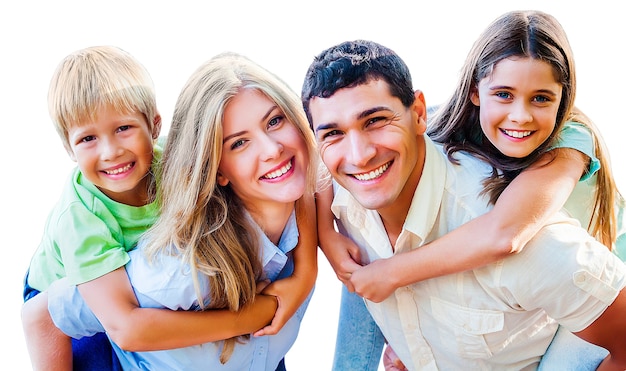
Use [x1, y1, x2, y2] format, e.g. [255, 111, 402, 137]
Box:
[152, 113, 162, 140]
[64, 143, 77, 162]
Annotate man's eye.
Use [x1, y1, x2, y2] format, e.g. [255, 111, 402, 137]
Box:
[322, 129, 341, 140]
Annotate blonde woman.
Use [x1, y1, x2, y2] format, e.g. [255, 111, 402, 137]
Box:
[46, 52, 320, 370]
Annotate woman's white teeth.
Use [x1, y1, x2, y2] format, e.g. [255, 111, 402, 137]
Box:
[264, 161, 292, 179]
[503, 129, 532, 138]
[105, 163, 132, 175]
[354, 162, 390, 181]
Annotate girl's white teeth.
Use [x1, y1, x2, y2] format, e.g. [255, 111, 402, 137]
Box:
[264, 160, 292, 179]
[354, 162, 390, 181]
[503, 129, 532, 138]
[105, 163, 132, 175]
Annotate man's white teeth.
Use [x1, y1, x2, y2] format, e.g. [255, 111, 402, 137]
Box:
[503, 129, 532, 138]
[264, 161, 292, 179]
[104, 163, 132, 175]
[354, 162, 390, 181]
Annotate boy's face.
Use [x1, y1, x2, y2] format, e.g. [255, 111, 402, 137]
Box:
[309, 79, 427, 213]
[66, 105, 157, 206]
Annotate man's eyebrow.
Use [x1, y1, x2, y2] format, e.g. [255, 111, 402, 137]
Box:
[314, 106, 392, 134]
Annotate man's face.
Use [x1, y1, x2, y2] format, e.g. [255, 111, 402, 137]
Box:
[309, 79, 426, 213]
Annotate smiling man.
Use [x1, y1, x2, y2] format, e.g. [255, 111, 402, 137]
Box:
[302, 39, 626, 370]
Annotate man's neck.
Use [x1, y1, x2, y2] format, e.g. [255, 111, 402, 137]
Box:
[377, 136, 426, 249]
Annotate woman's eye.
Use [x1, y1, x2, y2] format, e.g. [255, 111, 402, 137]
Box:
[268, 115, 283, 128]
[231, 139, 245, 149]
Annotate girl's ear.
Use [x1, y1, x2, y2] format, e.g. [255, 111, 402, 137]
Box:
[217, 172, 229, 187]
[470, 87, 480, 107]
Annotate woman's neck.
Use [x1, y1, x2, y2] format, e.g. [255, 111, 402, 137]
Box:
[246, 201, 295, 245]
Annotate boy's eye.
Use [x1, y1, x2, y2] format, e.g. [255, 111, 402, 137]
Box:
[117, 125, 131, 132]
[80, 135, 96, 143]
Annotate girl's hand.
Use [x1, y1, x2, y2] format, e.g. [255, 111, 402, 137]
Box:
[350, 257, 400, 302]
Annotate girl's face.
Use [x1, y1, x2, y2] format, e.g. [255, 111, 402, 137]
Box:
[217, 88, 308, 212]
[471, 57, 563, 158]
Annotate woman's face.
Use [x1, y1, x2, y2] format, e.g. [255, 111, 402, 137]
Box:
[217, 88, 309, 211]
[471, 57, 563, 158]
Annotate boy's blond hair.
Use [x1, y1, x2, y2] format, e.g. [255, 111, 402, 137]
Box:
[48, 45, 158, 151]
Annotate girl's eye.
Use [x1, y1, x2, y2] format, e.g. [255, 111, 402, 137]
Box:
[117, 125, 131, 133]
[533, 95, 550, 103]
[495, 91, 512, 99]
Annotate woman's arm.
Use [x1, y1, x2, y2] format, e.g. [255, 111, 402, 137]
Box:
[78, 268, 278, 351]
[254, 192, 318, 336]
[350, 148, 588, 302]
[315, 185, 363, 290]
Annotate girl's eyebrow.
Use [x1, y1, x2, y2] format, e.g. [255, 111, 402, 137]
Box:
[489, 85, 559, 96]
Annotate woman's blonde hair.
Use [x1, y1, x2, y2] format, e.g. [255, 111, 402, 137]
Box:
[142, 52, 318, 362]
[48, 45, 159, 151]
[428, 10, 622, 248]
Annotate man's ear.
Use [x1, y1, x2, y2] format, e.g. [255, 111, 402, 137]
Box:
[412, 90, 427, 135]
[470, 87, 480, 107]
[152, 113, 162, 140]
[216, 172, 229, 187]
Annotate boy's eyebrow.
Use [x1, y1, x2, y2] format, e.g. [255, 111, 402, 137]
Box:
[314, 106, 392, 134]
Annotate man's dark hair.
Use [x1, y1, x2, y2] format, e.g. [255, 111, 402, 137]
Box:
[301, 40, 415, 127]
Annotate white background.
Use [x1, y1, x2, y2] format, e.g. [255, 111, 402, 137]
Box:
[1, 1, 624, 369]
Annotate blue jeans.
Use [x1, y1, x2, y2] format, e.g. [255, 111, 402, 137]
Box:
[332, 286, 385, 371]
[538, 325, 608, 371]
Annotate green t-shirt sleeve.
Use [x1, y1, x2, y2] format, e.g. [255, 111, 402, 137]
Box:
[550, 121, 600, 181]
[56, 201, 130, 285]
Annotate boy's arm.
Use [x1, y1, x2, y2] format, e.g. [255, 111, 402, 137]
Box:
[350, 148, 587, 302]
[22, 292, 72, 371]
[254, 192, 318, 336]
[77, 267, 277, 351]
[316, 184, 362, 290]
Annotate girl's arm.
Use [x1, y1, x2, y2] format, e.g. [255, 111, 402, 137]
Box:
[254, 192, 318, 336]
[315, 184, 363, 290]
[350, 148, 588, 302]
[78, 268, 278, 351]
